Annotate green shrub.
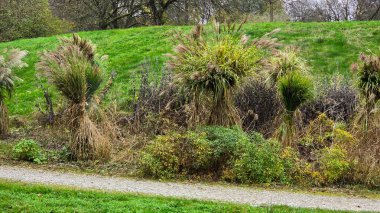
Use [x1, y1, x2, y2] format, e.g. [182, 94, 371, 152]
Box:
[12, 139, 46, 164]
[298, 114, 355, 185]
[318, 145, 352, 184]
[140, 131, 213, 179]
[231, 134, 286, 184]
[140, 126, 251, 179]
[300, 114, 356, 151]
[200, 126, 249, 163]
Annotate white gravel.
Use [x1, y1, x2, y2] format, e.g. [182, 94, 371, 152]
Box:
[0, 165, 379, 212]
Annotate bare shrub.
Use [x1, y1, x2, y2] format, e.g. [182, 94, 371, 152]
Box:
[301, 76, 358, 125]
[235, 77, 281, 137]
[124, 59, 188, 135]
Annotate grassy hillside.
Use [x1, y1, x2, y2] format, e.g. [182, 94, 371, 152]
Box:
[0, 21, 379, 116]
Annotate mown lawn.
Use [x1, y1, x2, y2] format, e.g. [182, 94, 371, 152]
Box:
[0, 21, 379, 116]
[0, 180, 355, 213]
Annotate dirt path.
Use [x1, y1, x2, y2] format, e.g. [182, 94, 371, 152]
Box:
[0, 165, 379, 212]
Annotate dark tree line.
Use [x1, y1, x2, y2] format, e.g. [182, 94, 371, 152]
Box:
[48, 0, 282, 30]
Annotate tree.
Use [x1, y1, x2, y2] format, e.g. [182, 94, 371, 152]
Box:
[144, 0, 179, 25]
[284, 0, 380, 22]
[0, 0, 71, 41]
[50, 0, 143, 30]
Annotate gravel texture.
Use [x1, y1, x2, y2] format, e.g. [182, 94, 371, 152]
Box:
[0, 165, 379, 212]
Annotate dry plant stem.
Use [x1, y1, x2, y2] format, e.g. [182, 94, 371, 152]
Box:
[352, 111, 380, 187]
[280, 111, 296, 148]
[68, 102, 110, 161]
[0, 101, 8, 137]
[208, 92, 240, 126]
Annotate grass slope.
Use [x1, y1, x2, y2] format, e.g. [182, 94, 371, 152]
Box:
[0, 21, 379, 116]
[0, 180, 353, 212]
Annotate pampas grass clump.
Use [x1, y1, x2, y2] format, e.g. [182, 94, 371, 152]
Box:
[37, 34, 110, 161]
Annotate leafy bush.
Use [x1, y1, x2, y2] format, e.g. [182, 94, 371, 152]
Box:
[140, 131, 213, 179]
[0, 0, 72, 41]
[231, 135, 287, 184]
[318, 146, 351, 184]
[12, 139, 46, 164]
[298, 114, 355, 185]
[140, 126, 252, 179]
[199, 126, 250, 173]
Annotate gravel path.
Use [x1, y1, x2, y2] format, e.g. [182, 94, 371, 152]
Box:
[0, 166, 379, 212]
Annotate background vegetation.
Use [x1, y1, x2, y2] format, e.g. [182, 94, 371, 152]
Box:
[1, 21, 379, 116]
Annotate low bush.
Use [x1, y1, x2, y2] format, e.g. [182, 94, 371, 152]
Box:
[317, 145, 352, 184]
[12, 139, 46, 164]
[230, 135, 289, 184]
[140, 126, 251, 179]
[298, 114, 355, 185]
[199, 126, 250, 174]
[140, 131, 213, 179]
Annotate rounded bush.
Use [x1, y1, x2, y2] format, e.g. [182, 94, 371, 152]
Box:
[12, 139, 46, 164]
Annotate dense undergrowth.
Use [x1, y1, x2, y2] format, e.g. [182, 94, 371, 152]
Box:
[0, 20, 380, 191]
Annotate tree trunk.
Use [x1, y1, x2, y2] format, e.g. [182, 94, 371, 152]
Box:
[148, 0, 164, 25]
[111, 1, 119, 28]
[269, 1, 274, 22]
[0, 101, 9, 138]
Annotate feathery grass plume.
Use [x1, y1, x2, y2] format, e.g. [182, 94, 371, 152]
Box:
[37, 34, 110, 161]
[352, 52, 380, 130]
[266, 47, 307, 85]
[277, 71, 314, 147]
[167, 21, 280, 127]
[0, 49, 27, 136]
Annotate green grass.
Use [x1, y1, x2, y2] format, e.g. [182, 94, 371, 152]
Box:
[0, 21, 379, 116]
[0, 180, 355, 212]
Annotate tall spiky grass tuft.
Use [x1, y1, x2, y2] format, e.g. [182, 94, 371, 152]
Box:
[0, 49, 27, 136]
[37, 34, 110, 161]
[277, 71, 314, 147]
[167, 21, 280, 127]
[266, 47, 307, 84]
